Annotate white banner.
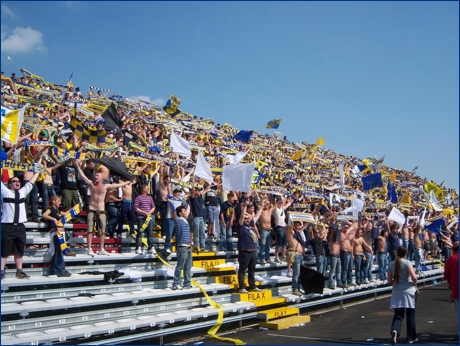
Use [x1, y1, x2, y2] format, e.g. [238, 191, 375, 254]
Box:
[222, 163, 254, 193]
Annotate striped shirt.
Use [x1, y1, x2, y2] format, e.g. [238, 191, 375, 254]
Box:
[134, 194, 155, 217]
[175, 217, 191, 245]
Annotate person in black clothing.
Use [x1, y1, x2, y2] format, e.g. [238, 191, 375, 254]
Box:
[219, 193, 237, 251]
[236, 202, 263, 293]
[41, 196, 72, 277]
[54, 158, 80, 212]
[310, 224, 327, 274]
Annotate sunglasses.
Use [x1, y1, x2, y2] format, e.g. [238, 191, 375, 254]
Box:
[10, 180, 20, 183]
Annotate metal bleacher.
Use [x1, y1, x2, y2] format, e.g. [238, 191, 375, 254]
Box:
[1, 222, 445, 345]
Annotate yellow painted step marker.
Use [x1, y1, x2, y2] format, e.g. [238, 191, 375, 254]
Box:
[259, 315, 311, 330]
[257, 306, 299, 321]
[193, 259, 226, 268]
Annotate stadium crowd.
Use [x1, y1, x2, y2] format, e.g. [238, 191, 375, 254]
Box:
[1, 69, 458, 292]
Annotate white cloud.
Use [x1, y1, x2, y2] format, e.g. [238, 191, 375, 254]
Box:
[1, 27, 46, 54]
[129, 95, 165, 107]
[1, 4, 19, 20]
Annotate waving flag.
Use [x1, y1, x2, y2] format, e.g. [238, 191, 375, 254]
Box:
[195, 151, 213, 184]
[222, 163, 254, 192]
[1, 106, 25, 144]
[266, 119, 281, 129]
[234, 130, 253, 143]
[316, 137, 325, 146]
[170, 132, 191, 158]
[163, 95, 181, 117]
[425, 219, 445, 235]
[361, 173, 383, 191]
[387, 182, 398, 203]
[388, 206, 405, 226]
[67, 72, 74, 88]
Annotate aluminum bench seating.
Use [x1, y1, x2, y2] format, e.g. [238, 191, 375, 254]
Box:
[2, 300, 256, 345]
[1, 283, 231, 316]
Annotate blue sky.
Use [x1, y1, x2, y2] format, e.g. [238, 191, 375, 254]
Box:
[1, 1, 458, 190]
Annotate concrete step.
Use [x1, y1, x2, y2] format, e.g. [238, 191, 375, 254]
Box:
[257, 306, 299, 321]
[258, 314, 311, 330]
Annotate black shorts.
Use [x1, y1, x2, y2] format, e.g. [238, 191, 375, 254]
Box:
[1, 223, 26, 257]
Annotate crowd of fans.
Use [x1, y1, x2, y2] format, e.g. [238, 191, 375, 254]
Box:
[1, 69, 458, 287]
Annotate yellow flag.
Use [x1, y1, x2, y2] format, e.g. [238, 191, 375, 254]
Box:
[390, 172, 397, 183]
[316, 137, 325, 146]
[363, 158, 371, 167]
[292, 149, 303, 161]
[400, 190, 411, 204]
[443, 208, 454, 216]
[424, 182, 444, 202]
[1, 106, 25, 144]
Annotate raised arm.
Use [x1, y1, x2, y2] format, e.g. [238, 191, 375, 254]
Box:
[74, 159, 93, 186]
[239, 202, 247, 226]
[252, 204, 263, 225]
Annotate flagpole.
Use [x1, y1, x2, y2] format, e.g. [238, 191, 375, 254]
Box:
[2, 56, 12, 71]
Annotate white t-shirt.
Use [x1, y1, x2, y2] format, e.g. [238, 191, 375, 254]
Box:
[1, 183, 33, 223]
[273, 207, 286, 227]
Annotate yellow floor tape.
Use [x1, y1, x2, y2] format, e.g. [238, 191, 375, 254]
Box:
[155, 248, 245, 345]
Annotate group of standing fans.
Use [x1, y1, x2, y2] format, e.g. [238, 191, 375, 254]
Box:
[1, 72, 457, 310]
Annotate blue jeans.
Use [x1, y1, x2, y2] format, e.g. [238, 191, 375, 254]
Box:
[173, 246, 192, 287]
[275, 226, 287, 248]
[219, 220, 233, 251]
[391, 308, 417, 342]
[164, 218, 175, 251]
[136, 217, 155, 249]
[361, 251, 373, 281]
[414, 248, 422, 273]
[315, 255, 326, 274]
[340, 250, 353, 285]
[259, 229, 272, 261]
[192, 217, 206, 251]
[354, 254, 364, 284]
[41, 183, 56, 212]
[378, 252, 387, 280]
[117, 200, 135, 235]
[407, 239, 415, 261]
[50, 233, 66, 275]
[292, 254, 303, 291]
[403, 239, 409, 259]
[328, 255, 342, 287]
[106, 203, 119, 237]
[160, 202, 168, 237]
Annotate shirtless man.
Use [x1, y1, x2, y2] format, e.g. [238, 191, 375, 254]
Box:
[75, 160, 131, 256]
[117, 176, 138, 238]
[413, 224, 423, 274]
[352, 228, 373, 285]
[359, 217, 375, 284]
[327, 223, 343, 289]
[96, 163, 110, 183]
[402, 223, 411, 256]
[377, 229, 389, 281]
[286, 219, 308, 296]
[339, 221, 358, 287]
[257, 197, 277, 264]
[158, 162, 170, 237]
[422, 228, 430, 261]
